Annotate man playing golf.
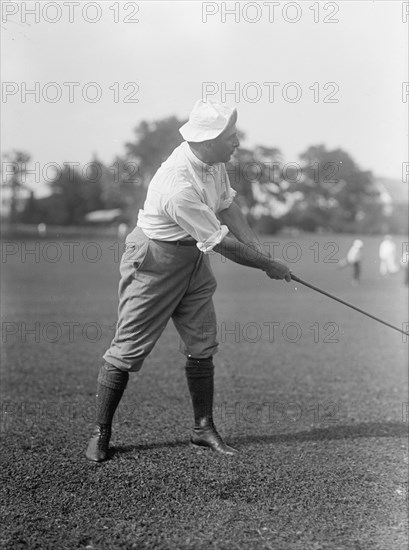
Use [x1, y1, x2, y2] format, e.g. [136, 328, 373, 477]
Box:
[85, 99, 291, 461]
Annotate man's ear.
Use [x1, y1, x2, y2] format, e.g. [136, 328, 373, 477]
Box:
[204, 139, 218, 155]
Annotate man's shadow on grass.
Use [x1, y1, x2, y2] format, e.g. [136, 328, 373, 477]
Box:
[111, 421, 408, 458]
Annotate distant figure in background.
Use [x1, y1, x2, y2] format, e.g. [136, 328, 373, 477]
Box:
[37, 223, 47, 238]
[379, 235, 398, 276]
[339, 239, 363, 285]
[117, 223, 128, 240]
[400, 250, 408, 286]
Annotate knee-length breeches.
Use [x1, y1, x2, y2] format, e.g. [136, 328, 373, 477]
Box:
[103, 228, 219, 372]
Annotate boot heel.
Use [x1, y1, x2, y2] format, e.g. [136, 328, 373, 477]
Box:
[190, 439, 210, 450]
[85, 425, 111, 462]
[190, 425, 238, 456]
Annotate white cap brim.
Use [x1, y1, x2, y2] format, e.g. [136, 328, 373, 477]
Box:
[179, 101, 237, 143]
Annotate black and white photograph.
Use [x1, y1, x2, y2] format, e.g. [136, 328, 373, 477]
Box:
[1, 1, 408, 548]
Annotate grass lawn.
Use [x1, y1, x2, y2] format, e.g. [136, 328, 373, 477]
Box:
[1, 232, 408, 549]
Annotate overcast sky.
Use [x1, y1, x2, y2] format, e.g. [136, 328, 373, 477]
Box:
[1, 1, 408, 195]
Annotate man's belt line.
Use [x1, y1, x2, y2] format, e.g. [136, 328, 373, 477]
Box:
[151, 238, 197, 247]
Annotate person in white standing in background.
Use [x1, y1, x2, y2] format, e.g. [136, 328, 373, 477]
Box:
[339, 240, 364, 285]
[379, 235, 398, 277]
[346, 239, 364, 285]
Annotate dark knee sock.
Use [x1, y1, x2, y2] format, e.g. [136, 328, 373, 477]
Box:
[95, 362, 129, 426]
[185, 357, 214, 423]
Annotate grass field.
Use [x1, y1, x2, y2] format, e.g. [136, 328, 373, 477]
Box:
[1, 232, 408, 550]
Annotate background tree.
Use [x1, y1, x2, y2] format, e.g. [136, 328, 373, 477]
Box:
[46, 163, 104, 225]
[125, 116, 186, 185]
[99, 155, 147, 226]
[227, 144, 288, 233]
[284, 144, 383, 232]
[1, 150, 31, 224]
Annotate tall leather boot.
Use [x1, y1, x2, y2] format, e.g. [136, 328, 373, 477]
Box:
[85, 362, 129, 462]
[185, 357, 238, 456]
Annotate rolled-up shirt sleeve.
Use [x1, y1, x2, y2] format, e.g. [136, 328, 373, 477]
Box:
[164, 191, 229, 254]
[219, 187, 237, 212]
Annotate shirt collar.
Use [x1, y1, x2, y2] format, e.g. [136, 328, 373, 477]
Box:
[183, 142, 221, 174]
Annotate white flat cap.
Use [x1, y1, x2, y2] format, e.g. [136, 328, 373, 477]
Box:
[179, 99, 237, 142]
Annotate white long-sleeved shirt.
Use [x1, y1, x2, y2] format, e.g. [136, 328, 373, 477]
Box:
[379, 239, 396, 260]
[137, 142, 236, 253]
[347, 245, 362, 263]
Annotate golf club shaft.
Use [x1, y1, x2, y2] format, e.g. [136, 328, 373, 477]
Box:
[290, 274, 409, 337]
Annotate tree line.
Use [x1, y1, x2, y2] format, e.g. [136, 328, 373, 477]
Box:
[2, 116, 406, 234]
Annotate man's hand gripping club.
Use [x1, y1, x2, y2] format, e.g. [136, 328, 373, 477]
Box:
[214, 236, 291, 282]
